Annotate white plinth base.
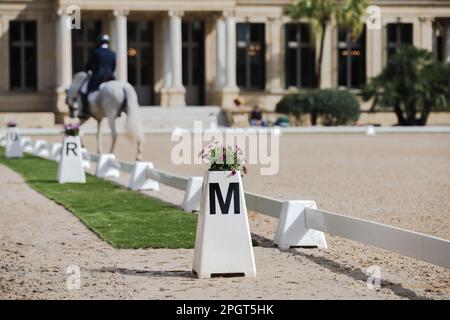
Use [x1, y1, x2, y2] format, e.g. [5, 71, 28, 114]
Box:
[5, 128, 23, 158]
[95, 154, 120, 178]
[57, 136, 86, 184]
[20, 136, 33, 153]
[50, 143, 62, 162]
[33, 139, 49, 158]
[274, 200, 327, 250]
[81, 148, 91, 170]
[182, 176, 203, 212]
[128, 162, 159, 191]
[193, 171, 256, 279]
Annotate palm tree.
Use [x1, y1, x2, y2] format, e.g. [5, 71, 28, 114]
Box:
[361, 46, 450, 125]
[284, 0, 367, 87]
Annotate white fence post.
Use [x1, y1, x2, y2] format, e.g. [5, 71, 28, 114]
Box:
[20, 136, 33, 153]
[128, 162, 159, 191]
[274, 200, 328, 250]
[81, 148, 91, 169]
[33, 139, 49, 158]
[95, 154, 120, 178]
[181, 176, 203, 212]
[50, 143, 63, 161]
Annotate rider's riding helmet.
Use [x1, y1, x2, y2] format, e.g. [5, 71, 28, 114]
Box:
[98, 34, 111, 45]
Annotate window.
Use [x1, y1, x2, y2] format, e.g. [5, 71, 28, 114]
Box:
[285, 23, 317, 89]
[127, 21, 154, 105]
[338, 27, 366, 88]
[387, 23, 413, 61]
[72, 20, 102, 73]
[236, 23, 265, 90]
[9, 21, 37, 91]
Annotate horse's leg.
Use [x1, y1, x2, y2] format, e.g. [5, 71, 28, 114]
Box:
[96, 119, 102, 154]
[136, 140, 142, 161]
[108, 117, 117, 154]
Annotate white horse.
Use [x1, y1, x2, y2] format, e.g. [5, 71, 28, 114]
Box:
[65, 72, 144, 160]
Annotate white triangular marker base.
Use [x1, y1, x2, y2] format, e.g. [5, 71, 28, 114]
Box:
[57, 136, 86, 184]
[33, 139, 49, 158]
[5, 128, 23, 158]
[182, 176, 203, 212]
[95, 154, 120, 178]
[274, 200, 327, 249]
[128, 162, 159, 191]
[50, 143, 62, 162]
[193, 171, 256, 278]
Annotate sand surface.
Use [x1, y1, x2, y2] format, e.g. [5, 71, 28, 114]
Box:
[1, 133, 450, 299]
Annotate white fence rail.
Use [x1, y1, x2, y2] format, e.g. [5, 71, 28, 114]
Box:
[4, 135, 450, 270]
[306, 208, 450, 269]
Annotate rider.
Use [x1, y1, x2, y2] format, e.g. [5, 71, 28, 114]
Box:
[79, 34, 116, 119]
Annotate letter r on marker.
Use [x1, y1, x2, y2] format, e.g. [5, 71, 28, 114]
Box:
[66, 142, 78, 156]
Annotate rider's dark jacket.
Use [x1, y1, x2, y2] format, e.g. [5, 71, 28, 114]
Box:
[85, 46, 116, 94]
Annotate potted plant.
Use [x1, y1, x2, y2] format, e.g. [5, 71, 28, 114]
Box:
[6, 120, 17, 128]
[58, 123, 85, 183]
[192, 142, 256, 278]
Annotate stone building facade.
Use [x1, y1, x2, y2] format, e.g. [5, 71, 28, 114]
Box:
[0, 0, 449, 123]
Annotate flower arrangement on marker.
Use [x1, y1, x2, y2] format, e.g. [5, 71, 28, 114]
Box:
[199, 142, 247, 176]
[63, 123, 80, 137]
[6, 121, 16, 128]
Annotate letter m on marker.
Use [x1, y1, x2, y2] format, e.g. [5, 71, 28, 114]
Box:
[209, 183, 240, 214]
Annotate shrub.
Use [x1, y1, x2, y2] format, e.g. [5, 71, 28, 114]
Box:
[314, 89, 360, 126]
[276, 89, 360, 126]
[361, 46, 450, 126]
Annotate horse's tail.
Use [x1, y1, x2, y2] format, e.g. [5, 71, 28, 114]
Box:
[123, 83, 144, 144]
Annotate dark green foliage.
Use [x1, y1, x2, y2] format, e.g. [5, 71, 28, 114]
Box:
[276, 89, 360, 126]
[361, 46, 450, 126]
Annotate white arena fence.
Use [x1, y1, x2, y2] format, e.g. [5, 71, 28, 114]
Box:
[1, 133, 449, 270]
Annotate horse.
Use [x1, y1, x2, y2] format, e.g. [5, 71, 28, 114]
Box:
[65, 71, 144, 160]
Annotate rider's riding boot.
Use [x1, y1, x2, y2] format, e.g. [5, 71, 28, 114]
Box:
[78, 94, 90, 120]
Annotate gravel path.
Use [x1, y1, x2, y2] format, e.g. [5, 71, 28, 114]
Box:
[1, 133, 449, 299]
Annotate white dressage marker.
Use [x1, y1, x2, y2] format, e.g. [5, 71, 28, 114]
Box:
[366, 125, 376, 136]
[33, 139, 49, 158]
[95, 154, 120, 178]
[193, 171, 256, 278]
[81, 148, 91, 170]
[274, 200, 327, 250]
[5, 128, 23, 158]
[50, 143, 63, 162]
[20, 136, 33, 153]
[57, 136, 86, 184]
[128, 162, 159, 191]
[182, 176, 203, 212]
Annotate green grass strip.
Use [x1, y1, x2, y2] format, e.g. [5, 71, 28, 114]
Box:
[0, 148, 197, 249]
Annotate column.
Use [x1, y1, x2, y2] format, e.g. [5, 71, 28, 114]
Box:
[55, 8, 72, 93]
[215, 16, 226, 90]
[320, 21, 334, 88]
[419, 17, 433, 51]
[224, 11, 238, 91]
[55, 8, 73, 119]
[111, 10, 128, 82]
[161, 10, 185, 106]
[445, 24, 450, 62]
[169, 10, 184, 90]
[367, 25, 384, 78]
[268, 17, 283, 93]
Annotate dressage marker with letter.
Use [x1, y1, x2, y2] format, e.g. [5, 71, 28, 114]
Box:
[5, 128, 23, 158]
[57, 136, 86, 184]
[193, 171, 257, 278]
